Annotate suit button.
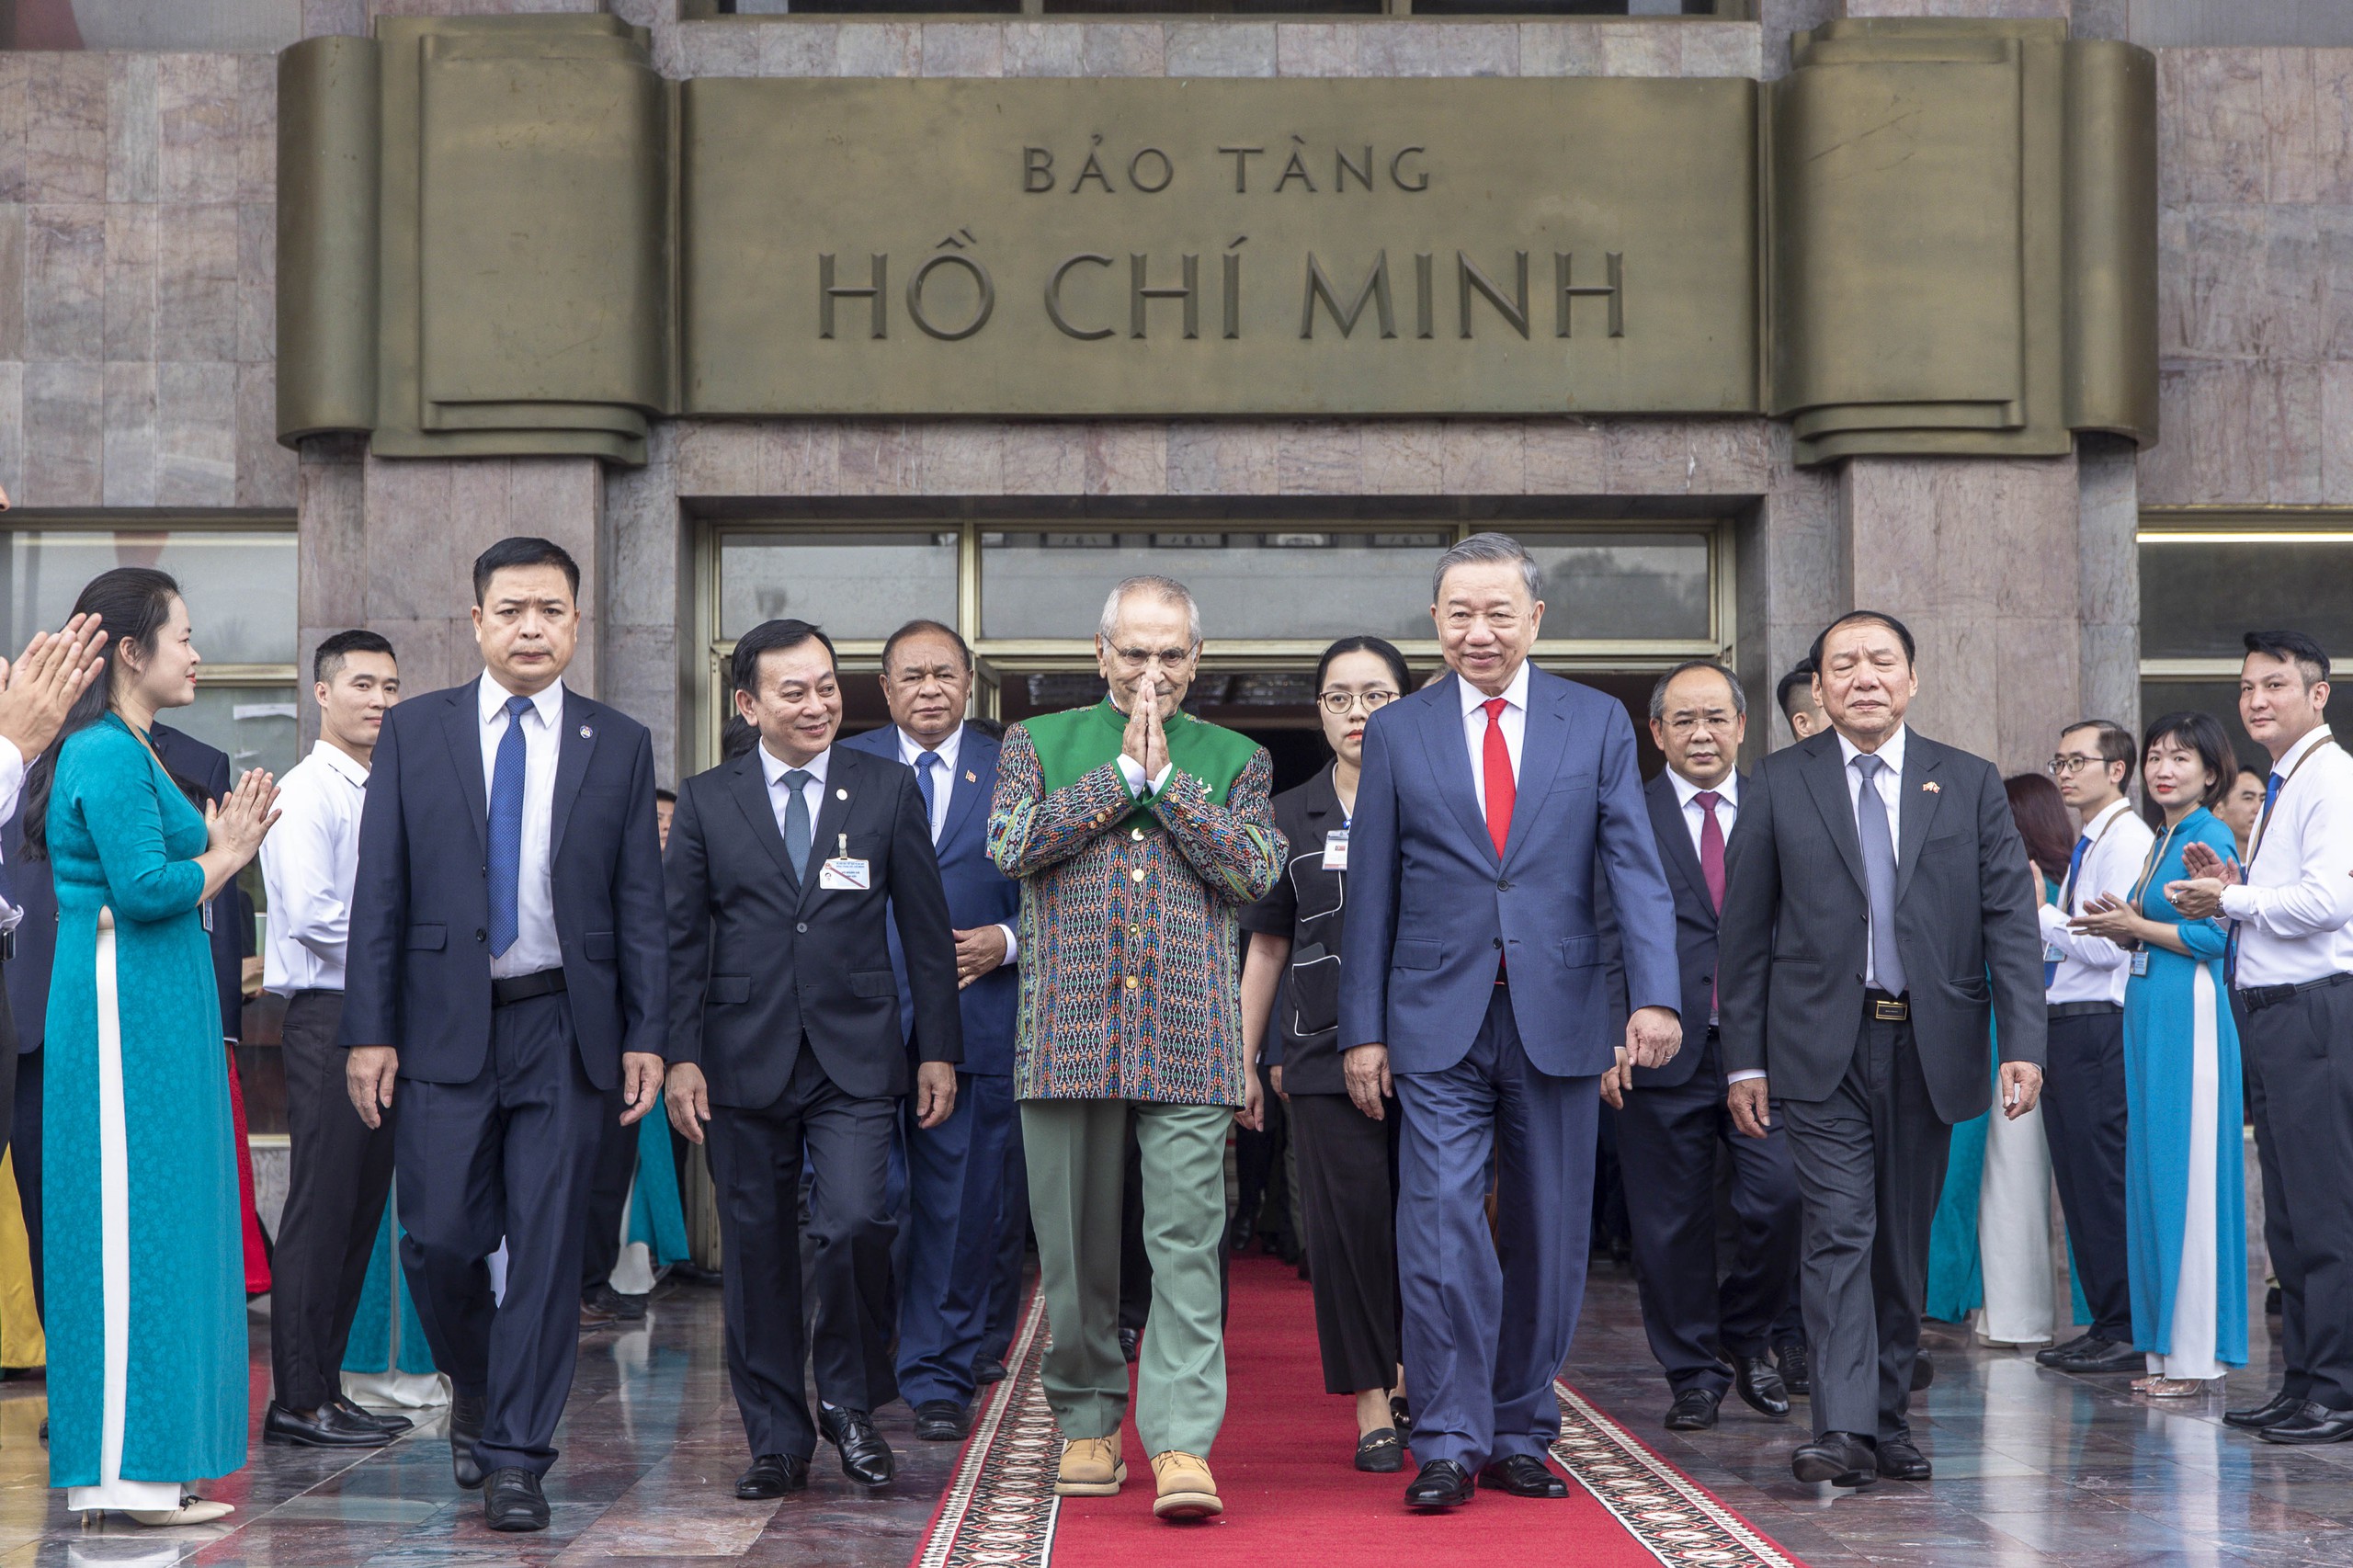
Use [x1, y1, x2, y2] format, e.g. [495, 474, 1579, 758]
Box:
[796, 922, 808, 934]
[475, 928, 486, 943]
[1494, 937, 1503, 949]
[1496, 878, 1512, 892]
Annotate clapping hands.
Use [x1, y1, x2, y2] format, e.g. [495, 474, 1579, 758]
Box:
[205, 767, 280, 866]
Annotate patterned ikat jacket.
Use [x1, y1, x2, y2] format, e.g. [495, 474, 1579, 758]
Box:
[987, 700, 1285, 1106]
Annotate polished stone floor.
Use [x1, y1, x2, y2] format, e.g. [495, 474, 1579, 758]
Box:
[0, 1260, 2346, 1566]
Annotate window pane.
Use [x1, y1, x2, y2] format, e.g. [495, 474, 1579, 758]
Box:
[0, 529, 297, 666]
[2140, 538, 2353, 661]
[718, 532, 960, 642]
[1518, 531, 1712, 641]
[169, 686, 301, 784]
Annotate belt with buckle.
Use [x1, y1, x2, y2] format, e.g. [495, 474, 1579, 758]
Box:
[1866, 989, 1908, 1022]
[491, 968, 568, 1007]
[2236, 971, 2353, 1013]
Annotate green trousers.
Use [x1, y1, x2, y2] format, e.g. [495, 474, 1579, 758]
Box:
[1020, 1098, 1230, 1459]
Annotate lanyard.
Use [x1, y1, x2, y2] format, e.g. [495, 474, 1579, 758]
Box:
[2061, 803, 2126, 915]
[2246, 734, 2338, 872]
[2127, 819, 2185, 915]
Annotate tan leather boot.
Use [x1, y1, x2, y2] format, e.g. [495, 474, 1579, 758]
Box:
[1055, 1436, 1126, 1496]
[1150, 1450, 1222, 1519]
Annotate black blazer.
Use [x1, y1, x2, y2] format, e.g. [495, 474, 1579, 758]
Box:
[150, 722, 244, 1041]
[1598, 769, 1742, 1091]
[1716, 728, 2046, 1124]
[1241, 766, 1350, 1096]
[342, 679, 667, 1092]
[665, 744, 961, 1108]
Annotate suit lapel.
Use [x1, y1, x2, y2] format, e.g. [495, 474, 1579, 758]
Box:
[1647, 775, 1711, 918]
[796, 750, 859, 912]
[1501, 676, 1567, 869]
[1800, 735, 1869, 894]
[551, 691, 598, 858]
[1420, 675, 1499, 867]
[1894, 740, 1946, 904]
[938, 725, 990, 850]
[728, 753, 798, 885]
[442, 683, 488, 855]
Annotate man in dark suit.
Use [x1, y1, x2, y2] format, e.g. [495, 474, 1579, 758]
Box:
[1599, 662, 1804, 1433]
[665, 618, 961, 1501]
[1718, 610, 2046, 1489]
[343, 537, 667, 1532]
[1340, 534, 1683, 1510]
[841, 619, 1020, 1444]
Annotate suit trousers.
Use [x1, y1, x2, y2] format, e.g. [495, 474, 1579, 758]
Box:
[270, 990, 397, 1412]
[1392, 987, 1598, 1471]
[396, 991, 608, 1477]
[898, 1070, 1020, 1408]
[708, 1047, 898, 1459]
[2039, 1010, 2131, 1341]
[1287, 1089, 1402, 1395]
[1781, 1009, 1951, 1442]
[1023, 1097, 1230, 1458]
[1617, 1030, 1802, 1396]
[578, 1088, 641, 1292]
[11, 1044, 40, 1314]
[2243, 977, 2353, 1408]
[977, 1111, 1029, 1366]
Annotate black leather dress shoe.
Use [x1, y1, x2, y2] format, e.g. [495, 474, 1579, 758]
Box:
[1910, 1352, 1935, 1391]
[333, 1396, 413, 1436]
[584, 1282, 648, 1323]
[2034, 1331, 2099, 1367]
[1119, 1327, 1141, 1363]
[974, 1356, 1008, 1385]
[449, 1392, 487, 1490]
[819, 1405, 894, 1484]
[2040, 1335, 2142, 1375]
[1734, 1358, 1792, 1418]
[1876, 1437, 1932, 1480]
[1404, 1459, 1475, 1508]
[1792, 1432, 1877, 1488]
[265, 1400, 392, 1448]
[483, 1468, 550, 1531]
[2224, 1389, 2305, 1429]
[913, 1400, 971, 1442]
[1478, 1455, 1568, 1497]
[736, 1453, 810, 1499]
[1665, 1388, 1721, 1431]
[2258, 1403, 2353, 1445]
[1775, 1340, 1811, 1397]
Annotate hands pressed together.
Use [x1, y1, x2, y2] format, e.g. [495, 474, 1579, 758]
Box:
[1120, 676, 1171, 781]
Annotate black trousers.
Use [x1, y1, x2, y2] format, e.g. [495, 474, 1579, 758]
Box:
[579, 1092, 640, 1291]
[976, 1111, 1030, 1364]
[397, 991, 608, 1478]
[707, 1047, 897, 1460]
[2244, 977, 2353, 1408]
[1288, 1090, 1402, 1395]
[11, 1043, 39, 1314]
[2039, 1008, 2131, 1341]
[271, 990, 397, 1411]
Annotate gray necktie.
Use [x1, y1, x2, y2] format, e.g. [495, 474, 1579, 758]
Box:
[781, 768, 813, 880]
[1851, 753, 1906, 996]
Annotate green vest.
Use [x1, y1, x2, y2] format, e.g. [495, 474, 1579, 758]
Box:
[1021, 699, 1260, 829]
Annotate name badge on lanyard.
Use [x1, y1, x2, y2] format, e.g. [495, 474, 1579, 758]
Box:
[2042, 943, 2064, 964]
[819, 833, 871, 892]
[2131, 950, 2150, 977]
[1322, 826, 1349, 873]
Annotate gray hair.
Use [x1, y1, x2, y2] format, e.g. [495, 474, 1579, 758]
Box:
[1649, 660, 1747, 722]
[1097, 574, 1202, 646]
[1432, 532, 1541, 605]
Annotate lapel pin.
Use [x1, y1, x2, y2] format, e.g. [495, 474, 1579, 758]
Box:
[578, 724, 593, 739]
[1923, 781, 1940, 793]
[837, 787, 849, 801]
[966, 770, 978, 783]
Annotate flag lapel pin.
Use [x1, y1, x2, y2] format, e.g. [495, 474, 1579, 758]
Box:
[1923, 781, 1940, 793]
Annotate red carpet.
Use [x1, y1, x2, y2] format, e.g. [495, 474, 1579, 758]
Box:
[914, 1254, 1807, 1568]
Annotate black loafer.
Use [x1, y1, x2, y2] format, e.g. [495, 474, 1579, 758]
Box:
[2040, 1335, 2141, 1375]
[736, 1452, 810, 1499]
[1775, 1340, 1811, 1397]
[1665, 1388, 1721, 1431]
[1354, 1427, 1404, 1473]
[819, 1405, 894, 1485]
[1404, 1459, 1475, 1508]
[2258, 1403, 2353, 1445]
[1734, 1358, 1791, 1419]
[913, 1400, 971, 1442]
[449, 1392, 487, 1490]
[1792, 1431, 1877, 1488]
[1478, 1455, 1568, 1497]
[1876, 1437, 1932, 1480]
[2224, 1389, 2305, 1430]
[974, 1357, 1008, 1385]
[264, 1400, 392, 1448]
[333, 1396, 413, 1436]
[483, 1468, 550, 1532]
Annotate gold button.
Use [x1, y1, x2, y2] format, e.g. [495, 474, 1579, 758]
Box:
[1125, 975, 1139, 990]
[1131, 868, 1146, 882]
[1130, 925, 1142, 937]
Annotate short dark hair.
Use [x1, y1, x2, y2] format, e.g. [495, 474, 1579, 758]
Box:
[1314, 635, 1412, 702]
[732, 618, 836, 695]
[720, 714, 758, 761]
[313, 629, 395, 686]
[655, 787, 676, 805]
[1775, 660, 1819, 723]
[1649, 660, 1745, 723]
[2243, 630, 2330, 687]
[472, 537, 580, 604]
[2141, 710, 2236, 823]
[2059, 719, 2137, 789]
[1809, 610, 1916, 671]
[881, 619, 972, 676]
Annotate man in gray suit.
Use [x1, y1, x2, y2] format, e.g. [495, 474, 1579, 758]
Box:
[1718, 611, 2046, 1489]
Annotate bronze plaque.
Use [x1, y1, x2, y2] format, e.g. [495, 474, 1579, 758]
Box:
[681, 78, 1761, 418]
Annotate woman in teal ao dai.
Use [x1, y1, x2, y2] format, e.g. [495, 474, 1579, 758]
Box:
[2070, 710, 2246, 1397]
[27, 568, 279, 1524]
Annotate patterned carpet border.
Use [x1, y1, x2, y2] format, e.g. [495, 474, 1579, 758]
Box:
[1550, 1380, 1807, 1568]
[911, 1290, 1059, 1568]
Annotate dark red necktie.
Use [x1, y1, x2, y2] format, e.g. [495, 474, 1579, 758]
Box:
[1693, 790, 1726, 912]
[1482, 698, 1514, 858]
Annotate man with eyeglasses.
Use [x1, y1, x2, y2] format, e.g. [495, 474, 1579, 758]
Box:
[2033, 721, 2154, 1376]
[987, 574, 1284, 1522]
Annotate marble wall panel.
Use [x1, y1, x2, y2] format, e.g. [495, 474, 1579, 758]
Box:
[920, 23, 1006, 78]
[835, 23, 921, 79]
[1165, 23, 1278, 79]
[0, 57, 28, 206]
[102, 358, 156, 506]
[103, 201, 154, 361]
[20, 359, 103, 506]
[158, 55, 242, 207]
[0, 205, 23, 363]
[156, 202, 241, 363]
[24, 56, 107, 207]
[106, 54, 156, 206]
[156, 359, 239, 506]
[24, 203, 102, 360]
[238, 361, 297, 507]
[1079, 25, 1165, 79]
[0, 362, 21, 501]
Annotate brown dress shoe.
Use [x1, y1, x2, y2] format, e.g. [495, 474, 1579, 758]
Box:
[1151, 1450, 1222, 1520]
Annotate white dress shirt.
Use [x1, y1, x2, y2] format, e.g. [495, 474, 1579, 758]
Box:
[1461, 658, 1531, 814]
[260, 739, 369, 994]
[758, 741, 830, 849]
[2220, 726, 2353, 986]
[1837, 725, 1907, 991]
[479, 675, 564, 979]
[1665, 765, 1737, 860]
[2037, 795, 2152, 1006]
[894, 724, 1017, 966]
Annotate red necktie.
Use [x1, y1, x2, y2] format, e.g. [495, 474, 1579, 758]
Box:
[1693, 790, 1726, 912]
[1482, 698, 1514, 858]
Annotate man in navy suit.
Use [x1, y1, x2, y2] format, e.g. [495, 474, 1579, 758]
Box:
[841, 620, 1022, 1443]
[1341, 533, 1682, 1510]
[1599, 662, 1804, 1433]
[343, 538, 666, 1533]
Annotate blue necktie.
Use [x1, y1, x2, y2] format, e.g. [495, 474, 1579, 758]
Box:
[782, 768, 813, 881]
[2225, 769, 2286, 987]
[915, 750, 942, 840]
[486, 694, 532, 958]
[2047, 834, 2092, 989]
[1852, 754, 1906, 996]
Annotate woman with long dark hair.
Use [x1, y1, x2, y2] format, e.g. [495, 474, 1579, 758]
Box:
[1238, 636, 1413, 1471]
[29, 568, 278, 1525]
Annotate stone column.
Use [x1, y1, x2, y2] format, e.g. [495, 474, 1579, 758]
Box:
[2076, 434, 2142, 738]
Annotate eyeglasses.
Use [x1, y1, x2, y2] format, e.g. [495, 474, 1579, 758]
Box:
[2046, 755, 2106, 777]
[1113, 646, 1194, 670]
[1319, 689, 1399, 716]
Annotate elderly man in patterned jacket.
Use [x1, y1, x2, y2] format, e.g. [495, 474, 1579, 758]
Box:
[988, 574, 1284, 1525]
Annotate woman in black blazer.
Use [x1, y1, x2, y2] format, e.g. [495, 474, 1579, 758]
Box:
[1240, 635, 1413, 1473]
